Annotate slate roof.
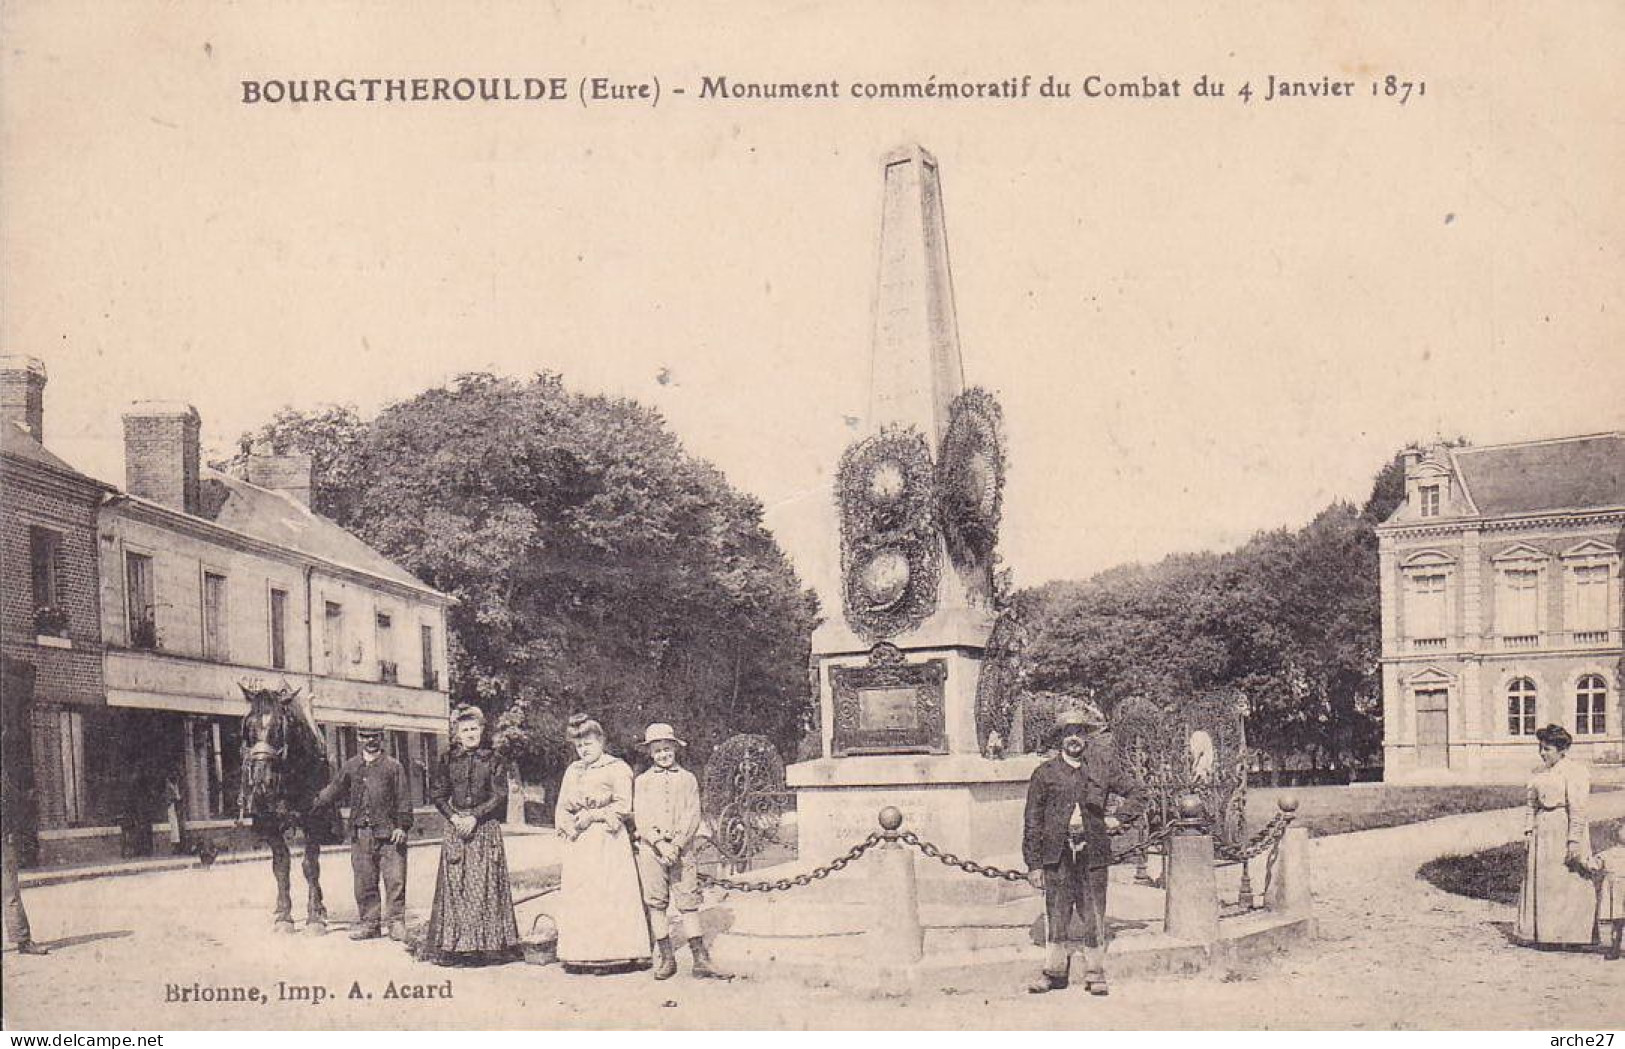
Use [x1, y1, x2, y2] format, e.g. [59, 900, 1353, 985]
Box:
[1, 420, 113, 490]
[1453, 433, 1625, 515]
[119, 466, 448, 600]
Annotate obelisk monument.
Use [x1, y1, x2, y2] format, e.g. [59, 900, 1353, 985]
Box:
[788, 146, 1036, 862]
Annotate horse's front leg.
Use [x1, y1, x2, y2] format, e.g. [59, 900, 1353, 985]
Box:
[263, 825, 295, 931]
[302, 829, 327, 931]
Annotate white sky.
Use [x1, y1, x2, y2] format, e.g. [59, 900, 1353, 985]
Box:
[3, 2, 1621, 608]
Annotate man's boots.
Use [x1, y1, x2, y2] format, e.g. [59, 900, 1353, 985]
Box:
[652, 937, 678, 980]
[1081, 947, 1108, 995]
[689, 936, 731, 980]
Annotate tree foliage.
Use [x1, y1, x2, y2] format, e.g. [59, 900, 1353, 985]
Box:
[1015, 445, 1450, 775]
[232, 373, 819, 785]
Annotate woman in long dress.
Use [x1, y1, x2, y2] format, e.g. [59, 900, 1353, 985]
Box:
[554, 714, 651, 972]
[421, 705, 522, 965]
[1515, 724, 1597, 947]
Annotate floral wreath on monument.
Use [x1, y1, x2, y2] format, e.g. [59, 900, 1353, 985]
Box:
[935, 386, 1007, 573]
[835, 425, 941, 639]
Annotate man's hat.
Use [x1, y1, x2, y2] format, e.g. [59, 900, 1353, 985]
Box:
[1047, 701, 1108, 745]
[636, 723, 687, 749]
[357, 725, 385, 740]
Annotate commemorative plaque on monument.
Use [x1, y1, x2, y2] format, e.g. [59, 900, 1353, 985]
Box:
[787, 146, 1040, 862]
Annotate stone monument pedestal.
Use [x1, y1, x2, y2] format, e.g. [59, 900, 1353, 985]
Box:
[789, 752, 1039, 861]
[791, 610, 1029, 865]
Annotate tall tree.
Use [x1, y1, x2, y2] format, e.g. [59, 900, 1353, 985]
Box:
[1016, 445, 1424, 776]
[233, 373, 819, 786]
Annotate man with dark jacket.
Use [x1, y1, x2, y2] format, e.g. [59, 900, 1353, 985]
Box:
[1023, 703, 1145, 995]
[2, 760, 47, 956]
[313, 727, 413, 941]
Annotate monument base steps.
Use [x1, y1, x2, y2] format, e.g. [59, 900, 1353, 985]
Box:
[709, 914, 1315, 996]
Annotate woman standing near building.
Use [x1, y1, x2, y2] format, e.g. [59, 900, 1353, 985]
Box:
[421, 705, 522, 966]
[553, 714, 651, 973]
[1515, 724, 1597, 947]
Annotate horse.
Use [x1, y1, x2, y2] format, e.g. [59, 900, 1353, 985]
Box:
[238, 682, 335, 934]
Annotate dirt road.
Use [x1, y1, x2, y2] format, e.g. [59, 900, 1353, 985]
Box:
[5, 796, 1622, 1030]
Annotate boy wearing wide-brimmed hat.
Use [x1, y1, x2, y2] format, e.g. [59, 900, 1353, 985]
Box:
[632, 723, 726, 980]
[1022, 700, 1145, 996]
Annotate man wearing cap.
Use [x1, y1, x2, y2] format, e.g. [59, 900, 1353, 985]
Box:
[632, 723, 725, 980]
[1022, 701, 1145, 995]
[314, 726, 414, 941]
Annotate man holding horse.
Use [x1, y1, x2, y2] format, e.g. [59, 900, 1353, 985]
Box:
[314, 726, 414, 941]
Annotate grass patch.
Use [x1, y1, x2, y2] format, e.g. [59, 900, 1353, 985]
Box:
[1245, 785, 1530, 837]
[1418, 816, 1624, 904]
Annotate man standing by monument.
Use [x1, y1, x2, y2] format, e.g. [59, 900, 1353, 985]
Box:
[1022, 703, 1144, 995]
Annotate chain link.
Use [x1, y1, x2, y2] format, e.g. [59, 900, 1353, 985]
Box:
[697, 832, 883, 893]
[1213, 811, 1292, 863]
[697, 815, 1198, 895]
[1113, 822, 1174, 864]
[898, 830, 1029, 882]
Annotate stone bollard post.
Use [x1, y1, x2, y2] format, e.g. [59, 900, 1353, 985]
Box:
[1264, 797, 1311, 916]
[505, 774, 531, 832]
[1163, 795, 1220, 944]
[870, 806, 924, 966]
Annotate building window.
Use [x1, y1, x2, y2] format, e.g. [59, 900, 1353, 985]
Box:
[1419, 484, 1441, 518]
[1573, 564, 1610, 638]
[333, 725, 358, 764]
[1499, 568, 1540, 644]
[376, 612, 397, 683]
[419, 733, 439, 805]
[183, 717, 231, 818]
[202, 572, 229, 661]
[1576, 675, 1608, 736]
[269, 588, 289, 669]
[323, 601, 345, 675]
[420, 624, 437, 690]
[125, 552, 156, 649]
[1410, 573, 1447, 644]
[29, 526, 67, 636]
[1507, 678, 1538, 736]
[389, 730, 417, 804]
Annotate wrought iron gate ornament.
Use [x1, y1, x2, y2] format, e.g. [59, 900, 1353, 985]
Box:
[1112, 690, 1250, 854]
[699, 734, 791, 870]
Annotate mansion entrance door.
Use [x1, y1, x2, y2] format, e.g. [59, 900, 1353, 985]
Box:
[1415, 688, 1449, 769]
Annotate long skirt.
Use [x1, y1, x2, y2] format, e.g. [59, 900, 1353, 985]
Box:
[1515, 807, 1598, 945]
[556, 821, 651, 966]
[422, 820, 522, 959]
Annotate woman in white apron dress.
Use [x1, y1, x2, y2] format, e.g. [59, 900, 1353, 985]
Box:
[553, 714, 651, 971]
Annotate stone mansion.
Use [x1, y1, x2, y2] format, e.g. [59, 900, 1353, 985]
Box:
[1378, 432, 1624, 781]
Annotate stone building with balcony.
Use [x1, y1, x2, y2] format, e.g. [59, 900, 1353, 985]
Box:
[98, 402, 456, 854]
[2, 357, 118, 863]
[1377, 432, 1625, 781]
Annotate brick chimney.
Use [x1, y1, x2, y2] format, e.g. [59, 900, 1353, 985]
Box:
[245, 440, 314, 508]
[123, 402, 202, 514]
[1, 355, 47, 442]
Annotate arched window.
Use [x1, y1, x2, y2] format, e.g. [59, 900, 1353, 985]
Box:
[1507, 678, 1538, 736]
[1576, 675, 1608, 736]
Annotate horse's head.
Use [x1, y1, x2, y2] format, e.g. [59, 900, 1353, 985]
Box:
[238, 680, 329, 815]
[240, 680, 300, 719]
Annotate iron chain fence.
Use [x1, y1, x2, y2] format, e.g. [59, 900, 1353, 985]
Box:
[697, 832, 883, 893]
[696, 821, 1187, 894]
[1213, 809, 1293, 863]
